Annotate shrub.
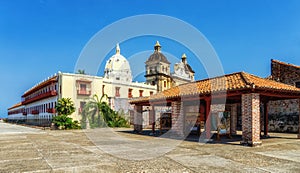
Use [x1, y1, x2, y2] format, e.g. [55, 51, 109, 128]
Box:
[52, 98, 81, 130]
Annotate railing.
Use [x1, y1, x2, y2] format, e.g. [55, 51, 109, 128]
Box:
[10, 118, 53, 128]
[31, 110, 39, 114]
[47, 108, 56, 113]
[77, 90, 91, 96]
[22, 90, 57, 105]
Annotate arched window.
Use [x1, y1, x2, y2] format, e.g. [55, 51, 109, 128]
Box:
[139, 90, 144, 97]
[115, 87, 120, 97]
[128, 88, 133, 98]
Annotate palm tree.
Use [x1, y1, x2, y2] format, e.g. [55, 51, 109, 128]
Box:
[82, 94, 110, 128]
[82, 94, 128, 128]
[77, 69, 86, 74]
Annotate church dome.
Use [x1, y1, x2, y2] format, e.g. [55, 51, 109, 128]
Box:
[146, 41, 170, 64]
[104, 44, 132, 82]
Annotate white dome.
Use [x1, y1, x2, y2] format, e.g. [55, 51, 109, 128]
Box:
[104, 44, 132, 83]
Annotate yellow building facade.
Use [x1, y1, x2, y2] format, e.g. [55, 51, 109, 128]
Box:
[8, 44, 156, 124]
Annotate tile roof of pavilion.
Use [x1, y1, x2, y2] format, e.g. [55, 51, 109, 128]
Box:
[130, 71, 300, 104]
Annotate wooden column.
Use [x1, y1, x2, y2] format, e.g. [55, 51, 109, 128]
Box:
[205, 97, 211, 139]
[263, 101, 269, 137]
[199, 104, 206, 135]
[230, 103, 238, 135]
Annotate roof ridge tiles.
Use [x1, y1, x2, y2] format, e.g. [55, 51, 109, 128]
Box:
[240, 71, 254, 87]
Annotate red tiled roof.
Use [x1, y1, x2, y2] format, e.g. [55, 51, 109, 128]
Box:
[22, 76, 58, 97]
[130, 72, 300, 104]
[7, 102, 23, 110]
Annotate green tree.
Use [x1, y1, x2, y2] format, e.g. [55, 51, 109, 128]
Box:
[81, 94, 129, 128]
[55, 98, 75, 116]
[52, 98, 80, 130]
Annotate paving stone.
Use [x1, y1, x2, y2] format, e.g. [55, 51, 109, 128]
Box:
[1, 122, 300, 172]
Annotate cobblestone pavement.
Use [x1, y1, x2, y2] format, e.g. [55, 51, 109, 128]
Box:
[0, 122, 299, 172]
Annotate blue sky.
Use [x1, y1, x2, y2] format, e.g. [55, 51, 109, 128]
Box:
[1, 0, 300, 117]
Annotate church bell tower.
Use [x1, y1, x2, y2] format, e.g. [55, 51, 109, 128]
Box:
[145, 41, 173, 92]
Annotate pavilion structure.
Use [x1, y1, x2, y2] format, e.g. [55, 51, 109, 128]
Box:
[130, 72, 300, 146]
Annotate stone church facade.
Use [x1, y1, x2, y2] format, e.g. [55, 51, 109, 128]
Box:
[268, 59, 300, 133]
[145, 41, 195, 92]
[140, 41, 195, 128]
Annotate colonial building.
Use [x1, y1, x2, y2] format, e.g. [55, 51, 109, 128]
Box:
[8, 41, 196, 127]
[7, 44, 156, 125]
[267, 59, 300, 133]
[7, 102, 25, 122]
[145, 41, 195, 92]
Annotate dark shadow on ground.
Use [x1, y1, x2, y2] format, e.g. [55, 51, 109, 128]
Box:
[117, 129, 244, 146]
[260, 135, 297, 140]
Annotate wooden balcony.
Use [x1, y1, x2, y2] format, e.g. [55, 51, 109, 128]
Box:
[77, 90, 91, 96]
[47, 108, 56, 113]
[31, 110, 39, 114]
[22, 90, 57, 105]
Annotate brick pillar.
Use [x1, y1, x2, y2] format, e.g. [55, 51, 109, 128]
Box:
[171, 101, 184, 137]
[241, 93, 262, 146]
[134, 105, 143, 133]
[230, 103, 238, 135]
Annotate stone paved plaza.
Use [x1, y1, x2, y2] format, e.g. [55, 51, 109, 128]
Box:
[0, 122, 300, 172]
